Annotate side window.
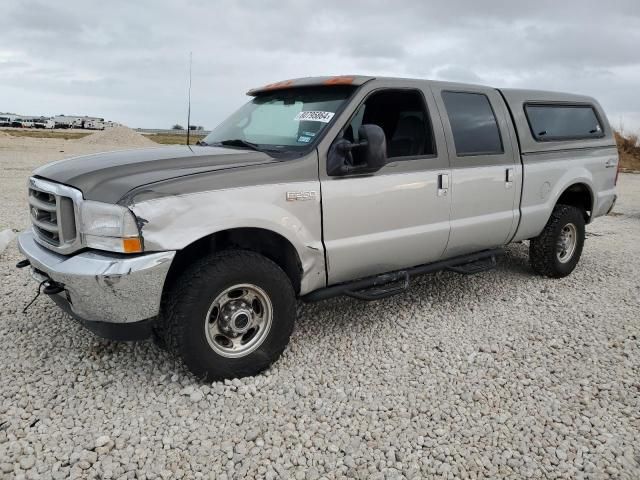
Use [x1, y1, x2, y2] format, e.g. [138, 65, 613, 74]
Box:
[525, 104, 603, 141]
[344, 89, 436, 159]
[441, 91, 503, 156]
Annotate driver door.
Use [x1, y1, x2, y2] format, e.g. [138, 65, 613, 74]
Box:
[319, 85, 451, 284]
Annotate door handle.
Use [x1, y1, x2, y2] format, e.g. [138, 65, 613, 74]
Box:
[605, 158, 617, 168]
[437, 173, 449, 196]
[505, 168, 514, 188]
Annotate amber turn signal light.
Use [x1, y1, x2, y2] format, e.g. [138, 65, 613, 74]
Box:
[122, 237, 143, 253]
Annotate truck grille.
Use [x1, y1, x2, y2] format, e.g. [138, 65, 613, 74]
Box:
[28, 178, 81, 253]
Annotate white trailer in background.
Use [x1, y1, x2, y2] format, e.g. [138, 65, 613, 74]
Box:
[52, 115, 106, 129]
[85, 119, 105, 130]
[3, 114, 111, 130]
[52, 116, 77, 129]
[33, 117, 55, 129]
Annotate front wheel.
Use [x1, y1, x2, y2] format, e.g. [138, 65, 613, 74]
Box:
[159, 250, 296, 381]
[529, 204, 586, 278]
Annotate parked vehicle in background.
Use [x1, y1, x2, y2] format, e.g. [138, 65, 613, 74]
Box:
[53, 115, 104, 129]
[53, 116, 79, 129]
[16, 75, 619, 380]
[11, 118, 35, 128]
[33, 118, 54, 129]
[84, 119, 105, 130]
[1, 113, 110, 130]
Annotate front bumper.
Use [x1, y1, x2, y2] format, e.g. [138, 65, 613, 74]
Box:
[17, 229, 175, 325]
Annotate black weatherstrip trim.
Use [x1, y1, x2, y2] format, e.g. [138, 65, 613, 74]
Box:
[520, 144, 617, 156]
[316, 147, 330, 287]
[497, 89, 525, 244]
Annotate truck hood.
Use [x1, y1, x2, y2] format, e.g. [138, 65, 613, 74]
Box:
[34, 145, 276, 204]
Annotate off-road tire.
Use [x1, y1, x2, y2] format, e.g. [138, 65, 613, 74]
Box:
[158, 250, 296, 381]
[529, 204, 585, 278]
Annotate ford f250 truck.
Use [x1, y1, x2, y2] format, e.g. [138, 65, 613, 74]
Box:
[16, 75, 619, 380]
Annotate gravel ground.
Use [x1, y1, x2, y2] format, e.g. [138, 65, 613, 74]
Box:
[0, 138, 639, 479]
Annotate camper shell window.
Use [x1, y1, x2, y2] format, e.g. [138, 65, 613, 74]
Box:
[524, 103, 604, 141]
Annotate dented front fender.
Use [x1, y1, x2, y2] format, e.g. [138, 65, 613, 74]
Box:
[129, 182, 326, 295]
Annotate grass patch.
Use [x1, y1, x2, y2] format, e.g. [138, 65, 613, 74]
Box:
[0, 129, 92, 140]
[615, 131, 640, 171]
[144, 133, 206, 145]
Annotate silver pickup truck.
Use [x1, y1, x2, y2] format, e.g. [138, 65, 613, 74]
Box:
[17, 75, 619, 380]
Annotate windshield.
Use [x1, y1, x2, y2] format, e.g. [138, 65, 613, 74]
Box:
[203, 86, 355, 153]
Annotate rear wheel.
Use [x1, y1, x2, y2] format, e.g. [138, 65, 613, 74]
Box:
[159, 250, 296, 381]
[529, 204, 585, 278]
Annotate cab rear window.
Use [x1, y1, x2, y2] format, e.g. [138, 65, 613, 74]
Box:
[525, 104, 604, 141]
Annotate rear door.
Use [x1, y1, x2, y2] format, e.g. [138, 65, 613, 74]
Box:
[319, 83, 451, 284]
[431, 86, 521, 257]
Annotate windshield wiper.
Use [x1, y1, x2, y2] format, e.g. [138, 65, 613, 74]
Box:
[209, 139, 294, 155]
[214, 139, 262, 151]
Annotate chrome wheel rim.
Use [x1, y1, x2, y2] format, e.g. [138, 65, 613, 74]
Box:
[204, 283, 273, 358]
[556, 223, 577, 263]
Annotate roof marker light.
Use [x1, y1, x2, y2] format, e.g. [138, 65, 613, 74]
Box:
[323, 76, 355, 85]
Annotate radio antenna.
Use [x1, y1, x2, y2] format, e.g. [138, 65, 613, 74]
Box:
[186, 51, 192, 146]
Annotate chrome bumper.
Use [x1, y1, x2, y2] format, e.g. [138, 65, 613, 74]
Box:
[17, 230, 175, 324]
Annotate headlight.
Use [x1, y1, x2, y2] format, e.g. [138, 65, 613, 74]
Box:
[79, 201, 143, 253]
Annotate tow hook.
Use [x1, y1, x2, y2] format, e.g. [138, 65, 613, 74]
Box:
[16, 259, 64, 295]
[22, 278, 65, 314]
[43, 281, 64, 295]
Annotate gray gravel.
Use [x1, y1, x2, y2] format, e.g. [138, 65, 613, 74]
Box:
[1, 139, 639, 479]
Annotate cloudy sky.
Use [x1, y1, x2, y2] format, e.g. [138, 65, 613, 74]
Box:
[1, 0, 639, 131]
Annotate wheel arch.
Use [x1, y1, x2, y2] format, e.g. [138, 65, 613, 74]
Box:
[163, 227, 304, 297]
[555, 182, 594, 223]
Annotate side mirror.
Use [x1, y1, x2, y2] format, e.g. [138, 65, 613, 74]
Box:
[327, 124, 387, 176]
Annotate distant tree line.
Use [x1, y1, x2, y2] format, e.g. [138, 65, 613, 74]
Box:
[172, 124, 204, 131]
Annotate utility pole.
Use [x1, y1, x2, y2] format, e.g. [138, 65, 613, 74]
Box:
[186, 51, 192, 146]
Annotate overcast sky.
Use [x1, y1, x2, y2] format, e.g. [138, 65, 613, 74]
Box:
[1, 0, 639, 131]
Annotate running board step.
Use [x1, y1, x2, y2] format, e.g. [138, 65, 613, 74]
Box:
[302, 248, 503, 303]
[446, 255, 497, 275]
[345, 271, 410, 301]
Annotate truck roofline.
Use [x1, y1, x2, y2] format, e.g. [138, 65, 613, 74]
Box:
[247, 74, 603, 104]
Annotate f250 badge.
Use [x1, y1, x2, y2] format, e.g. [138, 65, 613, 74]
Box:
[286, 191, 318, 202]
